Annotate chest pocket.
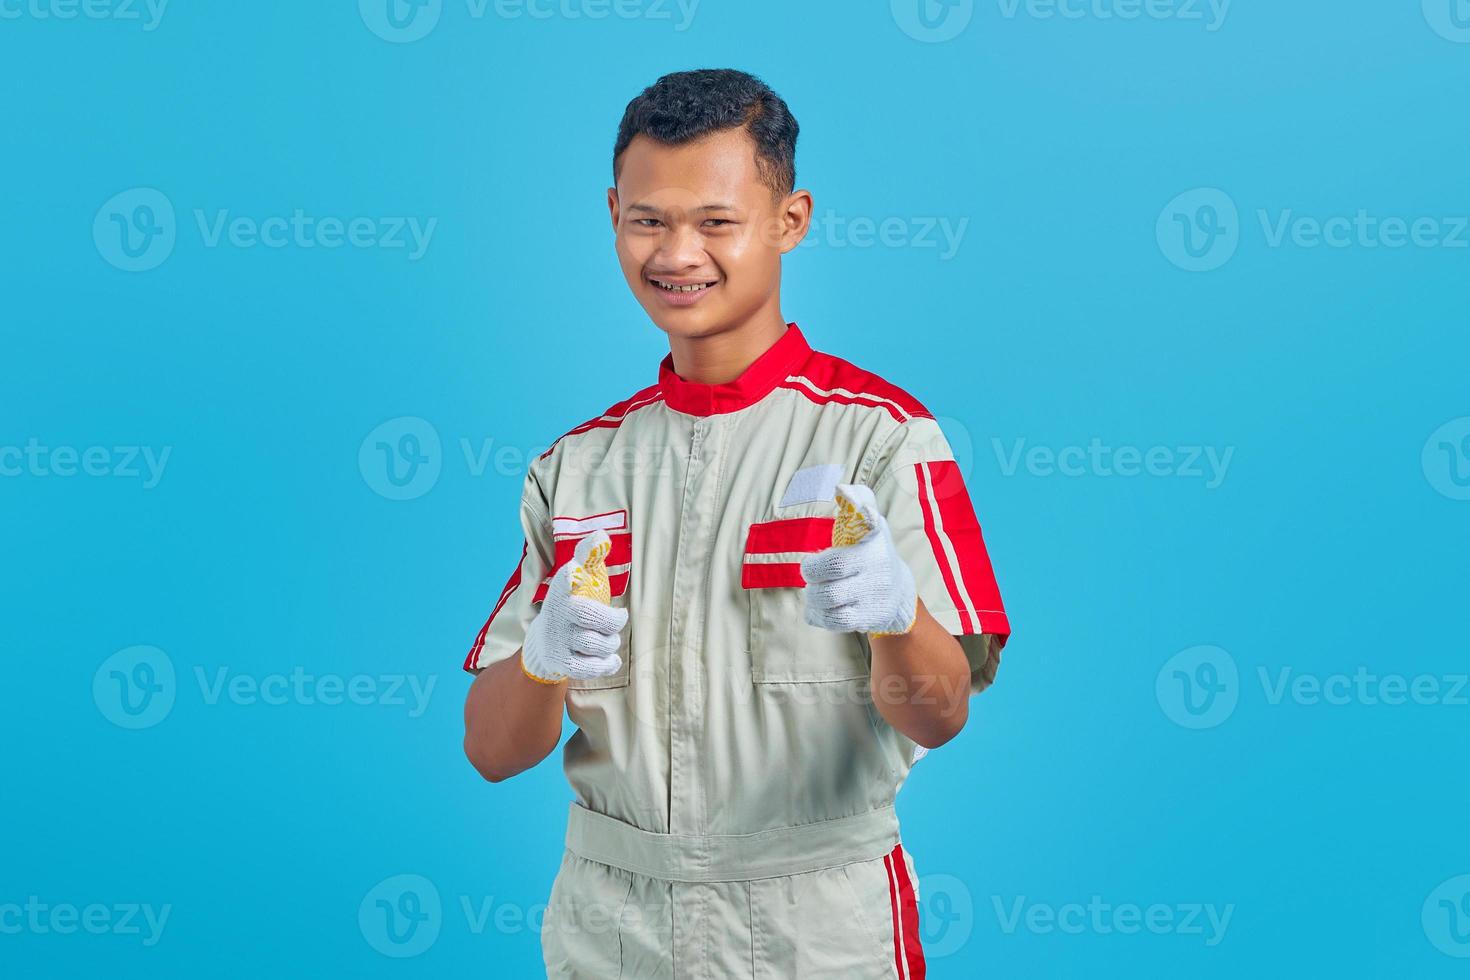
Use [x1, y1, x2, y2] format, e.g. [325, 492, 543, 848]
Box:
[536, 514, 633, 691]
[742, 516, 870, 683]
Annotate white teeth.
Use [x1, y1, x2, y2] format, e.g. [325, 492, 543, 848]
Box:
[653, 280, 714, 293]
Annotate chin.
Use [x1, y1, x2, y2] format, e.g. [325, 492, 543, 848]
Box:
[642, 302, 730, 340]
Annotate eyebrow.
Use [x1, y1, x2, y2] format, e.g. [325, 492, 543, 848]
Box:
[627, 202, 739, 214]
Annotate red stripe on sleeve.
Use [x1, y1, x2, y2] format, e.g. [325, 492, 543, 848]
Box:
[463, 541, 528, 672]
[914, 464, 974, 633]
[926, 460, 1009, 644]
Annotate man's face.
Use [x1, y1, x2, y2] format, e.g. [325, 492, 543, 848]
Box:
[609, 129, 810, 340]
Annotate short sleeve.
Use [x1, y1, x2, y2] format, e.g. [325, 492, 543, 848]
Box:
[868, 417, 1011, 694]
[462, 469, 554, 674]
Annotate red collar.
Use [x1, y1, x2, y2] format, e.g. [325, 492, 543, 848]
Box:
[657, 323, 812, 416]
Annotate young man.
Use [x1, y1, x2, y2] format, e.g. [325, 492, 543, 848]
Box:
[463, 69, 1010, 979]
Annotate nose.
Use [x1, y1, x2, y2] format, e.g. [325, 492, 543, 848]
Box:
[652, 221, 707, 273]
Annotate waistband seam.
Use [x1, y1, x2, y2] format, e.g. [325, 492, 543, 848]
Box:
[564, 803, 901, 883]
[577, 804, 896, 845]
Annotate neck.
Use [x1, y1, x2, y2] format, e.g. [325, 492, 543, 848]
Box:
[666, 303, 789, 385]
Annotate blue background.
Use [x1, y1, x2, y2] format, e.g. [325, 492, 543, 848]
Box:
[4, 0, 1468, 975]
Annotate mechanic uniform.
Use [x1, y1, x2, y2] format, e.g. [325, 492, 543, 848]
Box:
[465, 323, 1010, 979]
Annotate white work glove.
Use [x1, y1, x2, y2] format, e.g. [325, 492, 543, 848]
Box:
[800, 483, 918, 636]
[521, 529, 628, 684]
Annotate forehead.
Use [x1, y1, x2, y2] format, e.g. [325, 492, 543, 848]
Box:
[616, 129, 768, 205]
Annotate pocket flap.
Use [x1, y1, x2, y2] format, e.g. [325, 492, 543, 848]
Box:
[741, 517, 834, 590]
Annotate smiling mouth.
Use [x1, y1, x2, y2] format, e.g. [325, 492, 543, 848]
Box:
[648, 277, 718, 293]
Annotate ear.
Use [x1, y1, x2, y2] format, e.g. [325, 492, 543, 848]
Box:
[607, 187, 620, 233]
[777, 188, 814, 254]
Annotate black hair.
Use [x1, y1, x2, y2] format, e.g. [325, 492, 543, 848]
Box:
[612, 69, 799, 197]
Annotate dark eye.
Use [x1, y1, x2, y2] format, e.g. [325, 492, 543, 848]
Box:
[634, 218, 662, 228]
[704, 219, 734, 227]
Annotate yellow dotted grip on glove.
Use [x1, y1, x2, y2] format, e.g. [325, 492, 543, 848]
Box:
[832, 487, 914, 636]
[832, 489, 874, 548]
[570, 537, 612, 605]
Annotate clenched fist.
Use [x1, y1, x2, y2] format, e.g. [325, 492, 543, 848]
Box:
[800, 483, 918, 636]
[521, 530, 629, 684]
